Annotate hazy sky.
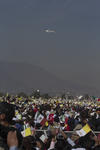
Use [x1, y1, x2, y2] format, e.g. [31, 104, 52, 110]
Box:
[0, 0, 100, 90]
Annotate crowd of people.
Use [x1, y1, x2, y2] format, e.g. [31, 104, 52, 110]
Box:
[0, 94, 100, 150]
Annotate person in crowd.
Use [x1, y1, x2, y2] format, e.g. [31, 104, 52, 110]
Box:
[0, 102, 23, 150]
[0, 95, 100, 150]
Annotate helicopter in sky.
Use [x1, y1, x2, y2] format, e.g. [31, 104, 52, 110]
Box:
[45, 29, 56, 33]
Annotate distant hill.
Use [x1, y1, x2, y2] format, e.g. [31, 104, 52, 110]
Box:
[0, 62, 98, 95]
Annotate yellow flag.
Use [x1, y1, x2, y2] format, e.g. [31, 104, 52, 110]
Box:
[45, 121, 48, 127]
[82, 124, 91, 133]
[60, 104, 63, 107]
[25, 128, 32, 137]
[15, 111, 18, 115]
[76, 124, 91, 137]
[64, 124, 68, 128]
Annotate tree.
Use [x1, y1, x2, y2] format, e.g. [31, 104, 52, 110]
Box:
[31, 90, 40, 98]
[17, 92, 27, 98]
[61, 93, 66, 99]
[84, 94, 90, 100]
[68, 95, 74, 100]
[0, 92, 5, 97]
[42, 93, 50, 99]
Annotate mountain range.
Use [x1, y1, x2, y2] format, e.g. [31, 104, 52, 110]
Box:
[0, 61, 98, 95]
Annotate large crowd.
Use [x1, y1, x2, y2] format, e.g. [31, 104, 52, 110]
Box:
[0, 94, 100, 150]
